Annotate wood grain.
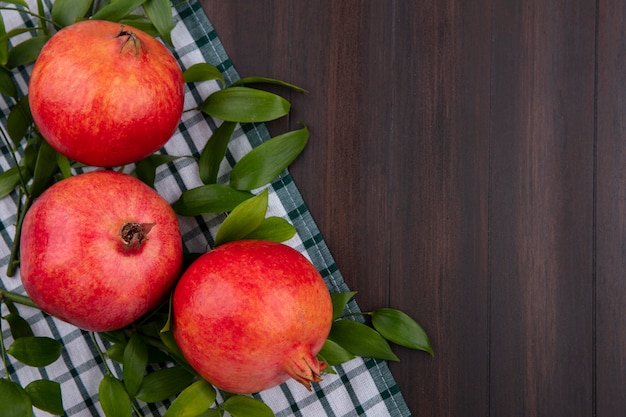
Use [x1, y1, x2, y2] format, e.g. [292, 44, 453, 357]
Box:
[489, 1, 595, 415]
[387, 1, 491, 415]
[200, 1, 619, 415]
[597, 0, 626, 415]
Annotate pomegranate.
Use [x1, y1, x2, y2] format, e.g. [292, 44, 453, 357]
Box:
[28, 20, 184, 167]
[20, 170, 183, 332]
[172, 240, 333, 394]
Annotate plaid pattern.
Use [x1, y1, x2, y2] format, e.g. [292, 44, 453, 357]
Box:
[0, 1, 412, 416]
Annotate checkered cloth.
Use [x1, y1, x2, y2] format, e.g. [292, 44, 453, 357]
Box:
[0, 1, 412, 416]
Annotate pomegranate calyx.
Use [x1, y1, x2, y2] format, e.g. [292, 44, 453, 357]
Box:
[120, 222, 155, 250]
[115, 25, 142, 55]
[285, 350, 327, 391]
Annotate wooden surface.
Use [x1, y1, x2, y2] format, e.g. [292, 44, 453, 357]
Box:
[199, 1, 624, 416]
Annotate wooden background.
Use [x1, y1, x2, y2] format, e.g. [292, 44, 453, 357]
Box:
[200, 1, 625, 416]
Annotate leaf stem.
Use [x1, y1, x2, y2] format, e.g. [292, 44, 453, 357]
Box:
[0, 7, 60, 29]
[0, 123, 34, 278]
[0, 313, 9, 379]
[130, 402, 145, 417]
[90, 332, 116, 378]
[6, 193, 32, 277]
[0, 289, 37, 309]
[34, 0, 50, 35]
[0, 124, 29, 193]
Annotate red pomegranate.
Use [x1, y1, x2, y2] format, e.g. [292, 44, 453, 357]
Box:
[28, 20, 184, 167]
[19, 170, 183, 332]
[172, 240, 333, 394]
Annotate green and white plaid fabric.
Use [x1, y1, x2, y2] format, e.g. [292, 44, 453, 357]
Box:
[0, 1, 412, 416]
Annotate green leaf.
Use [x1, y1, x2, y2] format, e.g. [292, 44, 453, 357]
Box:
[0, 13, 8, 67]
[0, 167, 22, 199]
[3, 299, 19, 315]
[172, 184, 253, 216]
[158, 330, 193, 372]
[222, 395, 275, 417]
[2, 0, 30, 9]
[230, 126, 308, 190]
[0, 27, 47, 45]
[198, 121, 236, 185]
[51, 0, 93, 27]
[162, 380, 216, 417]
[317, 339, 356, 366]
[145, 344, 172, 364]
[21, 138, 38, 172]
[159, 295, 173, 333]
[7, 95, 32, 145]
[0, 66, 17, 98]
[106, 342, 126, 363]
[157, 326, 175, 351]
[91, 0, 147, 22]
[371, 308, 434, 356]
[0, 379, 33, 417]
[241, 216, 296, 243]
[231, 76, 307, 93]
[194, 410, 222, 417]
[214, 189, 268, 246]
[122, 333, 149, 396]
[201, 86, 290, 123]
[328, 320, 400, 362]
[6, 35, 51, 68]
[3, 312, 34, 339]
[7, 336, 62, 367]
[99, 375, 132, 417]
[134, 153, 179, 188]
[330, 291, 357, 320]
[0, 0, 30, 7]
[56, 153, 72, 179]
[134, 366, 194, 403]
[142, 0, 173, 45]
[99, 329, 128, 345]
[25, 379, 64, 416]
[29, 139, 60, 198]
[183, 62, 224, 86]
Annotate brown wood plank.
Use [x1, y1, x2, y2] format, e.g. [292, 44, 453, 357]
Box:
[387, 1, 491, 416]
[489, 1, 595, 415]
[596, 1, 626, 415]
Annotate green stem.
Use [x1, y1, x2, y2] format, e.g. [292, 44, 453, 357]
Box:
[90, 332, 114, 376]
[0, 289, 38, 309]
[34, 0, 49, 36]
[6, 194, 32, 277]
[0, 122, 29, 193]
[0, 122, 34, 278]
[130, 402, 145, 417]
[0, 316, 8, 379]
[0, 7, 60, 28]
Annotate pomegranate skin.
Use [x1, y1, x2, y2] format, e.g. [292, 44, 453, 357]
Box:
[19, 170, 183, 332]
[172, 240, 333, 394]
